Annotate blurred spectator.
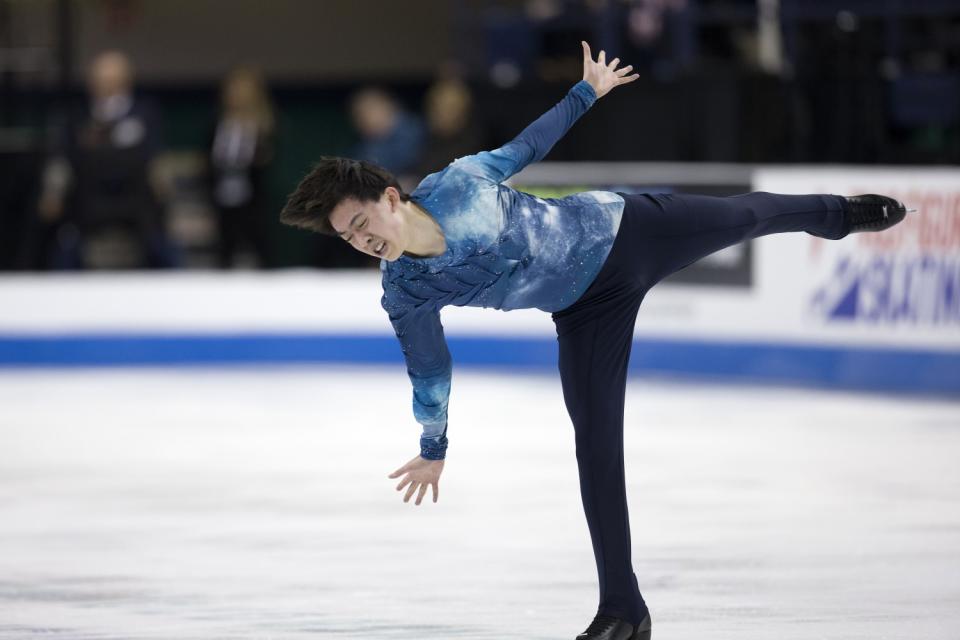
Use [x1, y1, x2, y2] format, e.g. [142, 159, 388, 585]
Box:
[416, 75, 485, 175]
[311, 86, 426, 270]
[348, 86, 425, 179]
[207, 66, 275, 269]
[36, 50, 180, 269]
[623, 0, 689, 77]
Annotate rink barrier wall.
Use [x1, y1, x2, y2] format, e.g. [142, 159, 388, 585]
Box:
[2, 164, 958, 397]
[0, 333, 957, 397]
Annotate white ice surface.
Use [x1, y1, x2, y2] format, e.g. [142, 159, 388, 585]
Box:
[1, 367, 958, 639]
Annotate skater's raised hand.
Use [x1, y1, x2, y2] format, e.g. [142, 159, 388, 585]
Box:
[388, 454, 445, 505]
[581, 41, 639, 99]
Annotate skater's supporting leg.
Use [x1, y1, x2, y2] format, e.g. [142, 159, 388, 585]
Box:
[621, 191, 849, 286]
[553, 288, 649, 626]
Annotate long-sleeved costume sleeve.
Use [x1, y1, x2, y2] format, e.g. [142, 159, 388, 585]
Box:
[382, 291, 453, 460]
[455, 80, 597, 183]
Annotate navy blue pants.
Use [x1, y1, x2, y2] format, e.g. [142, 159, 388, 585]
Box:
[550, 191, 849, 624]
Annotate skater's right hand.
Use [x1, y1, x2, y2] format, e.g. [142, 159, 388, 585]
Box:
[388, 454, 445, 505]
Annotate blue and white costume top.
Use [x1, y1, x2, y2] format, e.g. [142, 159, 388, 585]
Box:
[379, 80, 625, 460]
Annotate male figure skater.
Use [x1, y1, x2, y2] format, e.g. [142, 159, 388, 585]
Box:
[280, 42, 908, 640]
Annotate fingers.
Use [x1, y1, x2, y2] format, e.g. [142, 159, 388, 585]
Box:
[415, 483, 428, 505]
[404, 481, 418, 503]
[393, 473, 440, 505]
[582, 41, 633, 80]
[618, 73, 640, 85]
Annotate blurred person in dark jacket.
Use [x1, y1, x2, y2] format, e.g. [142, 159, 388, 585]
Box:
[37, 50, 179, 269]
[415, 76, 486, 176]
[348, 86, 425, 180]
[312, 87, 425, 269]
[208, 66, 276, 269]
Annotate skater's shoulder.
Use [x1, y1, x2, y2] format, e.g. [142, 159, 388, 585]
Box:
[422, 156, 493, 183]
[409, 161, 497, 209]
[431, 150, 521, 186]
[411, 169, 443, 198]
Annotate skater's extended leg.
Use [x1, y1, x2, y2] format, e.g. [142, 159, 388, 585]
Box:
[553, 288, 648, 626]
[622, 191, 849, 285]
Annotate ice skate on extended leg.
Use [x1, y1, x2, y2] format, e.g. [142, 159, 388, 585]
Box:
[843, 194, 913, 233]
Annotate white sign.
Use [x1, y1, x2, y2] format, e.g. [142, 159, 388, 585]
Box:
[752, 167, 960, 349]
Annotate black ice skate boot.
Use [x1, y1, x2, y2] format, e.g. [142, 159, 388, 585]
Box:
[575, 611, 652, 640]
[843, 194, 910, 233]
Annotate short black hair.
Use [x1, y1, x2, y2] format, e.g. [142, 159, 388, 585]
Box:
[280, 156, 410, 236]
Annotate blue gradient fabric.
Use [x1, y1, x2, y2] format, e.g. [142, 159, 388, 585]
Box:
[380, 80, 625, 460]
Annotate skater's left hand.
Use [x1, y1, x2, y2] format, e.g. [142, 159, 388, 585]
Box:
[581, 41, 639, 99]
[388, 454, 445, 505]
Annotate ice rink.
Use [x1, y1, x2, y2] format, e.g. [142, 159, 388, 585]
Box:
[1, 366, 958, 639]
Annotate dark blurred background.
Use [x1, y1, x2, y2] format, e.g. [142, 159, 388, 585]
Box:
[1, 0, 958, 272]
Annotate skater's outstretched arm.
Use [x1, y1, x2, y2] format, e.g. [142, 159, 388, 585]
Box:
[381, 297, 451, 505]
[384, 300, 452, 454]
[455, 41, 638, 184]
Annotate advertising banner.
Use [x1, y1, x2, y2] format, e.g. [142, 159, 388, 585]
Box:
[753, 167, 960, 351]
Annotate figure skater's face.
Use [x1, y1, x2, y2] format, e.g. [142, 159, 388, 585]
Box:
[329, 187, 406, 261]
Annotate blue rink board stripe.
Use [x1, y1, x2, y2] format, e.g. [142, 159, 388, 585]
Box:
[0, 333, 957, 396]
